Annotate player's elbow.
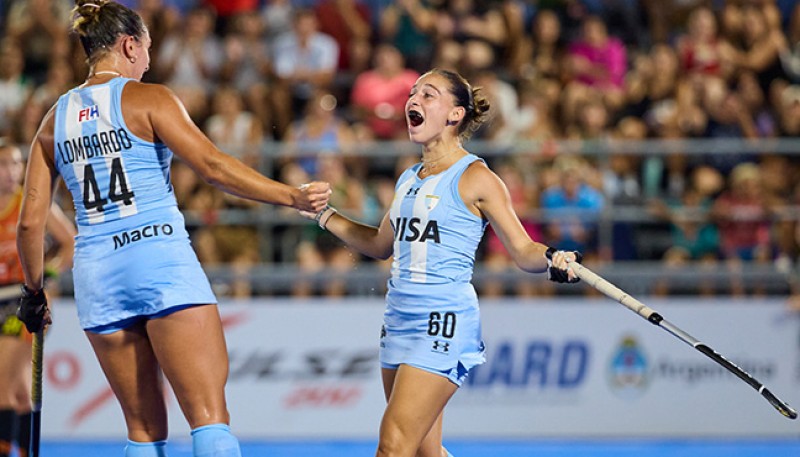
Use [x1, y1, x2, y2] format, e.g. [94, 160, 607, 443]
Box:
[17, 215, 45, 240]
[197, 153, 229, 187]
[18, 196, 49, 236]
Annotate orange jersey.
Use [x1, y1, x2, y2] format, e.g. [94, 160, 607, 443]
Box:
[0, 188, 24, 285]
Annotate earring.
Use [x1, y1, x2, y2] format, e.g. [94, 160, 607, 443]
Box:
[130, 57, 136, 63]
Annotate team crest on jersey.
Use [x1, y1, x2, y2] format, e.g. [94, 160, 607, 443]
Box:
[78, 104, 100, 123]
[425, 195, 440, 211]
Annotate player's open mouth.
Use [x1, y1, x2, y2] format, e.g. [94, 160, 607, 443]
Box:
[408, 110, 424, 127]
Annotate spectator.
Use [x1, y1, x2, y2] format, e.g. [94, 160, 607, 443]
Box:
[0, 40, 31, 137]
[4, 0, 71, 84]
[204, 86, 264, 169]
[711, 162, 774, 295]
[433, 0, 509, 70]
[470, 66, 523, 143]
[778, 34, 800, 83]
[350, 43, 419, 141]
[379, 0, 436, 73]
[203, 0, 258, 35]
[434, 0, 508, 47]
[154, 5, 223, 122]
[675, 7, 735, 82]
[281, 90, 356, 179]
[625, 44, 680, 121]
[499, 0, 536, 72]
[732, 4, 788, 96]
[540, 156, 605, 258]
[10, 93, 47, 146]
[134, 0, 181, 83]
[512, 9, 565, 82]
[562, 15, 627, 121]
[737, 71, 778, 137]
[260, 0, 294, 45]
[602, 117, 646, 260]
[584, 0, 647, 47]
[271, 8, 339, 138]
[517, 78, 563, 141]
[700, 77, 758, 173]
[603, 117, 645, 204]
[776, 84, 800, 136]
[28, 60, 74, 109]
[760, 154, 795, 272]
[314, 0, 372, 76]
[643, 0, 710, 45]
[566, 94, 611, 140]
[218, 11, 273, 133]
[191, 193, 262, 298]
[293, 155, 364, 297]
[650, 166, 723, 295]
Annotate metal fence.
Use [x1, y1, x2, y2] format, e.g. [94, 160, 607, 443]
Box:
[50, 138, 800, 296]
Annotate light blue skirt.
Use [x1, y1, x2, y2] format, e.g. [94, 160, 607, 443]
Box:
[72, 207, 216, 331]
[380, 279, 486, 386]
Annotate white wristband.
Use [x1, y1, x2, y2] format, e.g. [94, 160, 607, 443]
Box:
[315, 205, 337, 230]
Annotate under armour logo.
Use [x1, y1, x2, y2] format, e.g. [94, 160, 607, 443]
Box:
[432, 341, 450, 353]
[406, 187, 420, 196]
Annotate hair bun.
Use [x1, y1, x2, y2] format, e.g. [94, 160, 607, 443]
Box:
[72, 0, 109, 36]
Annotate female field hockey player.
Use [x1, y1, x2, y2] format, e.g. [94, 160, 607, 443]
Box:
[16, 1, 330, 456]
[0, 142, 74, 457]
[301, 68, 582, 457]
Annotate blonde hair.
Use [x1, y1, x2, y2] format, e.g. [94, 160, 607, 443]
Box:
[72, 0, 145, 65]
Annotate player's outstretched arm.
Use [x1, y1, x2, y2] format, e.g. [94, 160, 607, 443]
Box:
[301, 207, 395, 260]
[461, 161, 580, 281]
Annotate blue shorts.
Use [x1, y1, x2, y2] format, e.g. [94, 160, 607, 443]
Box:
[73, 207, 216, 331]
[380, 280, 486, 386]
[86, 303, 197, 334]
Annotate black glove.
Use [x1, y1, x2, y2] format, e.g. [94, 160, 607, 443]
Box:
[545, 247, 583, 283]
[17, 285, 49, 333]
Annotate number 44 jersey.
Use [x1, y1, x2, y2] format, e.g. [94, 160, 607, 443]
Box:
[54, 77, 175, 226]
[53, 78, 216, 331]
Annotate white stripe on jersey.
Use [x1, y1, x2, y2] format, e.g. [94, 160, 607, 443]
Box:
[65, 90, 104, 224]
[390, 176, 415, 280]
[93, 85, 138, 219]
[396, 174, 446, 283]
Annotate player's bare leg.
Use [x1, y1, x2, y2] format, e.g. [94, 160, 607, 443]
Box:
[378, 365, 458, 457]
[145, 305, 230, 428]
[146, 304, 240, 456]
[86, 323, 168, 443]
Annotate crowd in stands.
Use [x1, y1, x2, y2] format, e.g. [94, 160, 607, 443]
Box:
[3, 0, 800, 297]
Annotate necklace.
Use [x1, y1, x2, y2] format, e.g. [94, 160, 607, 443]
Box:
[92, 71, 122, 78]
[420, 148, 463, 175]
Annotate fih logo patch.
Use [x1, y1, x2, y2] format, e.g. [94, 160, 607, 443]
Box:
[78, 104, 99, 123]
[608, 335, 648, 399]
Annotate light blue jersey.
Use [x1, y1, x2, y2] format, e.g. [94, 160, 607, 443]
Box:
[381, 154, 487, 385]
[53, 78, 215, 330]
[388, 154, 487, 285]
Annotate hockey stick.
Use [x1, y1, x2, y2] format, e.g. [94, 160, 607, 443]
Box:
[30, 330, 43, 457]
[566, 259, 797, 420]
